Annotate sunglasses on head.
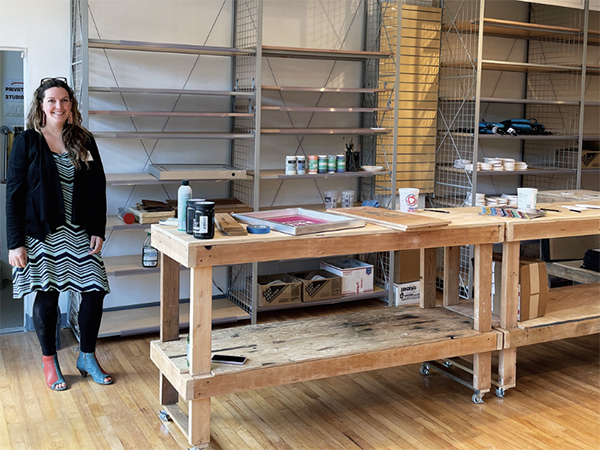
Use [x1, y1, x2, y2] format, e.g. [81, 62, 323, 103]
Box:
[40, 77, 68, 86]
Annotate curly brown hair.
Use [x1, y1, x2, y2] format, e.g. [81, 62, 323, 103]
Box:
[26, 78, 93, 170]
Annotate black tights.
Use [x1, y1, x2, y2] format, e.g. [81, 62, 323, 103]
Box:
[33, 290, 106, 356]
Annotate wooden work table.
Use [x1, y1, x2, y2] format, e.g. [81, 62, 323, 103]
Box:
[494, 201, 600, 397]
[150, 211, 504, 448]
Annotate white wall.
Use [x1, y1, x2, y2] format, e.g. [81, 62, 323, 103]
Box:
[1, 0, 72, 319]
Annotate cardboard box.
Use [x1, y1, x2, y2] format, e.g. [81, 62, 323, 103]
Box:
[254, 274, 302, 307]
[394, 249, 421, 284]
[320, 258, 374, 295]
[555, 148, 599, 169]
[582, 150, 599, 169]
[393, 281, 420, 305]
[492, 255, 548, 321]
[289, 270, 342, 302]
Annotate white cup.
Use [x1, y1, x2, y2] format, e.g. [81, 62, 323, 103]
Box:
[341, 190, 355, 208]
[323, 190, 338, 209]
[517, 188, 538, 211]
[398, 188, 419, 213]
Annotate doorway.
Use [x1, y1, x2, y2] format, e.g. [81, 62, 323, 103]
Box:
[1, 49, 25, 333]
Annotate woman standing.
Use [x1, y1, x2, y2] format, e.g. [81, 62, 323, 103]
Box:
[6, 77, 112, 390]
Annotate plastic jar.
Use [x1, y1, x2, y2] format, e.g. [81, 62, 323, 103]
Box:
[193, 201, 215, 239]
[186, 198, 206, 235]
[308, 155, 318, 174]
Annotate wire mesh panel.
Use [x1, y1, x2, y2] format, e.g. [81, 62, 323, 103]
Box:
[435, 0, 479, 208]
[523, 3, 585, 191]
[70, 0, 88, 126]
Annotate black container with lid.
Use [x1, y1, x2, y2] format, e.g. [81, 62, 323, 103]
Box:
[186, 198, 205, 234]
[193, 201, 215, 239]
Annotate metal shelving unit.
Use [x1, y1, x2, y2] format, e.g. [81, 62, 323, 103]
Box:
[435, 0, 598, 297]
[227, 0, 410, 323]
[70, 0, 256, 326]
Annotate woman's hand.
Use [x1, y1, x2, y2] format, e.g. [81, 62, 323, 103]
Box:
[89, 236, 104, 254]
[9, 247, 27, 268]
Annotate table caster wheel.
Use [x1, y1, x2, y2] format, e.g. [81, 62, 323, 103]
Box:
[420, 364, 430, 376]
[159, 410, 171, 422]
[472, 392, 485, 404]
[443, 360, 453, 368]
[495, 387, 505, 398]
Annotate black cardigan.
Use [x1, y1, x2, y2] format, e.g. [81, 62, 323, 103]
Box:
[6, 128, 107, 250]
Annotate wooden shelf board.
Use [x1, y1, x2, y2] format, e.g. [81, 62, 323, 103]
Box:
[261, 127, 390, 135]
[442, 60, 593, 73]
[89, 86, 254, 97]
[506, 283, 600, 348]
[256, 286, 389, 312]
[546, 260, 600, 284]
[94, 131, 254, 139]
[99, 298, 249, 338]
[262, 86, 393, 93]
[445, 301, 501, 328]
[257, 169, 390, 180]
[105, 172, 253, 186]
[262, 106, 391, 113]
[442, 97, 582, 106]
[90, 110, 253, 118]
[437, 166, 577, 176]
[89, 39, 255, 56]
[103, 254, 169, 277]
[262, 45, 392, 61]
[150, 305, 499, 400]
[148, 164, 247, 181]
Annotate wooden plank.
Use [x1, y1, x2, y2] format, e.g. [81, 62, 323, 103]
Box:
[401, 18, 442, 31]
[472, 351, 491, 393]
[509, 318, 600, 347]
[498, 347, 517, 389]
[420, 248, 437, 308]
[395, 162, 436, 172]
[443, 246, 460, 307]
[152, 221, 503, 269]
[400, 28, 441, 40]
[398, 55, 440, 66]
[395, 180, 435, 190]
[215, 213, 248, 236]
[188, 398, 211, 448]
[160, 253, 180, 343]
[189, 266, 213, 377]
[328, 207, 450, 231]
[500, 241, 520, 330]
[518, 283, 600, 329]
[400, 9, 442, 22]
[397, 109, 437, 119]
[395, 153, 436, 163]
[504, 202, 600, 241]
[98, 298, 249, 337]
[474, 244, 493, 333]
[546, 260, 600, 284]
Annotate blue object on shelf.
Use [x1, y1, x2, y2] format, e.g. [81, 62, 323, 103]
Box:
[361, 200, 379, 207]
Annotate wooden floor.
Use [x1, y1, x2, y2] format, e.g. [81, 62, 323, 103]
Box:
[0, 299, 598, 450]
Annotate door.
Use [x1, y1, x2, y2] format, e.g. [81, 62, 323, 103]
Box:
[0, 49, 25, 332]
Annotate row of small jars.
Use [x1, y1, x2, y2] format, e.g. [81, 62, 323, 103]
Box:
[285, 154, 346, 175]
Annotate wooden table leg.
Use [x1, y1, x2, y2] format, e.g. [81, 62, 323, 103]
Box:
[472, 243, 492, 399]
[188, 266, 213, 448]
[160, 253, 180, 406]
[443, 246, 460, 307]
[498, 241, 520, 392]
[420, 248, 437, 308]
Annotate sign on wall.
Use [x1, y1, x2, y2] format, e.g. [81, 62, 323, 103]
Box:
[3, 79, 23, 103]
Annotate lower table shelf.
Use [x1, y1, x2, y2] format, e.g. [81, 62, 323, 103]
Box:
[97, 298, 249, 338]
[150, 305, 501, 402]
[508, 282, 600, 348]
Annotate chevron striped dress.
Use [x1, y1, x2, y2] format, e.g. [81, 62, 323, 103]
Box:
[13, 152, 110, 297]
